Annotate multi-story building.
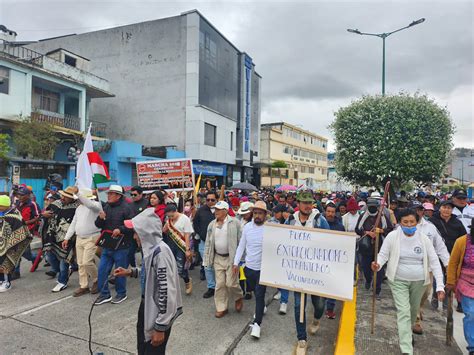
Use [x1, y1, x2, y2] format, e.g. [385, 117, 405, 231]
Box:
[0, 31, 113, 199]
[259, 122, 328, 187]
[27, 10, 262, 188]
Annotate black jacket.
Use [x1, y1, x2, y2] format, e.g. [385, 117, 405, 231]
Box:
[95, 198, 133, 249]
[129, 198, 149, 217]
[429, 212, 466, 253]
[192, 205, 215, 242]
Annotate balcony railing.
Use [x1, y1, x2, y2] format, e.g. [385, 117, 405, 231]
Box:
[31, 110, 81, 131]
[1, 41, 44, 66]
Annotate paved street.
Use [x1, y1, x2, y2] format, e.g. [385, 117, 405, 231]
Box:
[1, 258, 340, 355]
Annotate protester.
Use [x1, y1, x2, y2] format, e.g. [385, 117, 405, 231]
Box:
[42, 186, 79, 292]
[203, 201, 243, 318]
[162, 203, 193, 295]
[94, 185, 133, 305]
[342, 197, 359, 232]
[422, 202, 435, 220]
[451, 189, 474, 233]
[268, 204, 290, 314]
[409, 201, 450, 334]
[233, 201, 269, 338]
[429, 200, 466, 309]
[0, 195, 32, 292]
[128, 185, 149, 268]
[62, 188, 102, 297]
[286, 190, 330, 354]
[372, 208, 445, 355]
[13, 186, 40, 279]
[356, 197, 393, 298]
[115, 208, 182, 355]
[446, 218, 474, 355]
[237, 201, 254, 227]
[193, 190, 217, 298]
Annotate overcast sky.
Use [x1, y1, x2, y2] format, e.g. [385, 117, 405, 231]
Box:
[1, 0, 472, 149]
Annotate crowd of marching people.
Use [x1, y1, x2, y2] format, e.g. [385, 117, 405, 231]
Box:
[0, 182, 473, 355]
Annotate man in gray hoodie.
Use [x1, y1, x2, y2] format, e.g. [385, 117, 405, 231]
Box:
[115, 208, 182, 354]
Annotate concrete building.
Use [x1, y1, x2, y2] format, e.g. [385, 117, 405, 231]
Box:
[0, 34, 113, 198]
[27, 10, 262, 187]
[259, 122, 328, 187]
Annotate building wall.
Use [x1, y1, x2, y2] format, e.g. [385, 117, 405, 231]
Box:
[28, 15, 188, 149]
[259, 123, 328, 186]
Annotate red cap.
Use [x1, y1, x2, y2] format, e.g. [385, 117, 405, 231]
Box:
[346, 197, 359, 212]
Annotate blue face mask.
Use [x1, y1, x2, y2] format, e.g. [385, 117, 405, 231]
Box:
[401, 226, 417, 235]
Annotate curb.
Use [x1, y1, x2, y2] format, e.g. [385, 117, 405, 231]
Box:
[334, 285, 357, 355]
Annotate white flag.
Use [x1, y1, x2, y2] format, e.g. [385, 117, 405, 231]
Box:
[76, 125, 93, 189]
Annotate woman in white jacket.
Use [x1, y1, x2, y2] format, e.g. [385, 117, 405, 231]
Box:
[371, 208, 445, 355]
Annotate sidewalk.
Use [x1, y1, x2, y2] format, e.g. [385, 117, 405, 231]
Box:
[354, 280, 463, 355]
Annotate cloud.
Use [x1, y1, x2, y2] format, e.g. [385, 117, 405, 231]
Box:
[2, 0, 472, 148]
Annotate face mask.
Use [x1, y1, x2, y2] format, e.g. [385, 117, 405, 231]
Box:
[368, 206, 378, 214]
[401, 226, 417, 235]
[184, 206, 191, 213]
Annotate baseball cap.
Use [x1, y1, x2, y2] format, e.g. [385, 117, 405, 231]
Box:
[409, 200, 423, 209]
[422, 203, 434, 211]
[452, 189, 467, 199]
[17, 186, 30, 196]
[440, 200, 455, 208]
[215, 201, 229, 210]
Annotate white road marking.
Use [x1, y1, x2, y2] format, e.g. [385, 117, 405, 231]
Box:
[15, 296, 73, 316]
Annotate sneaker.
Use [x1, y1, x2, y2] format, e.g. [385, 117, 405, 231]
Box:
[185, 278, 193, 295]
[308, 319, 320, 335]
[279, 303, 288, 315]
[326, 310, 336, 319]
[376, 293, 382, 301]
[273, 291, 281, 300]
[244, 292, 253, 300]
[364, 281, 371, 290]
[52, 283, 67, 293]
[94, 295, 112, 305]
[111, 294, 127, 304]
[293, 340, 308, 355]
[250, 323, 261, 339]
[203, 288, 215, 299]
[430, 298, 439, 310]
[456, 303, 463, 313]
[0, 281, 11, 292]
[200, 267, 206, 281]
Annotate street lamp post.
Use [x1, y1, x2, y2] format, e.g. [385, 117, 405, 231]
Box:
[347, 18, 425, 95]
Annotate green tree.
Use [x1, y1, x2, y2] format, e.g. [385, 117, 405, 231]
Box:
[13, 118, 60, 160]
[0, 133, 10, 161]
[330, 93, 454, 188]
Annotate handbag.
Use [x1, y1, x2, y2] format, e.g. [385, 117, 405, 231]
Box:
[95, 230, 126, 250]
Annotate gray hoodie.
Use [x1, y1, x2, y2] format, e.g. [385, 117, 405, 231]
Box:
[131, 208, 183, 341]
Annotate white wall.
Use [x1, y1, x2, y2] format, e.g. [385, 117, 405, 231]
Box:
[0, 63, 29, 119]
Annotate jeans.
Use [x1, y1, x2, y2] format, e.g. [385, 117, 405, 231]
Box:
[279, 288, 289, 304]
[461, 295, 474, 352]
[97, 248, 128, 297]
[360, 253, 384, 294]
[294, 292, 326, 340]
[244, 267, 267, 326]
[198, 240, 215, 289]
[47, 252, 69, 285]
[128, 239, 138, 268]
[14, 246, 37, 273]
[326, 298, 336, 312]
[137, 299, 172, 355]
[169, 241, 189, 283]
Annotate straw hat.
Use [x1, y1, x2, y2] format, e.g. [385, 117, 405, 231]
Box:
[59, 186, 78, 200]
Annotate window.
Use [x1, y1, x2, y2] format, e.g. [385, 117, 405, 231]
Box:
[309, 167, 315, 174]
[293, 148, 299, 156]
[33, 87, 60, 113]
[0, 66, 9, 95]
[64, 55, 77, 67]
[204, 123, 216, 147]
[230, 131, 233, 151]
[283, 146, 291, 154]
